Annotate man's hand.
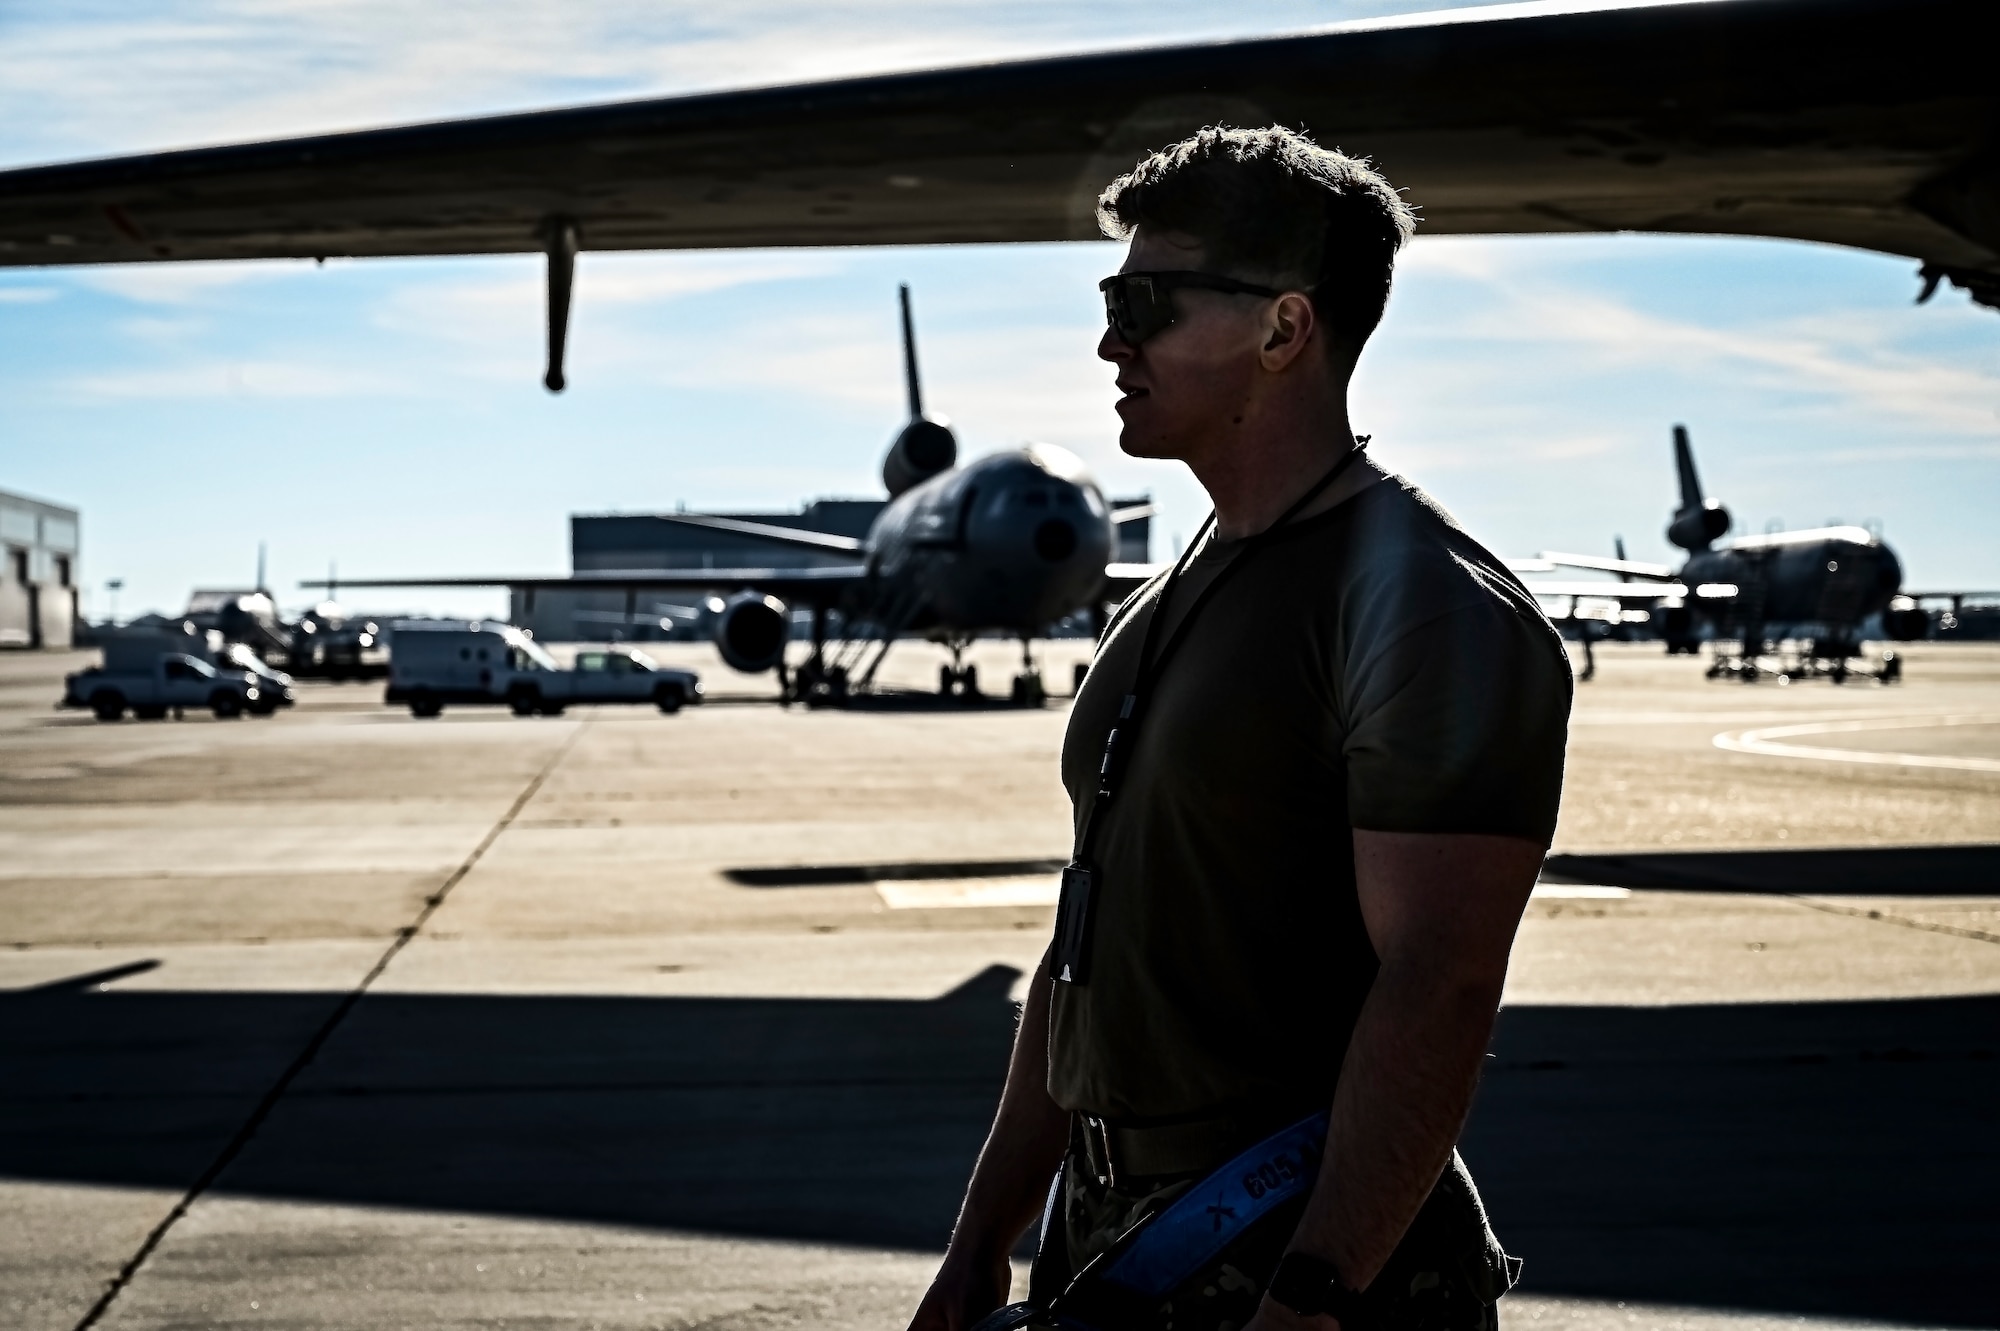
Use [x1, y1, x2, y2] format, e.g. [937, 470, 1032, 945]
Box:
[905, 1246, 1014, 1331]
[904, 950, 1070, 1331]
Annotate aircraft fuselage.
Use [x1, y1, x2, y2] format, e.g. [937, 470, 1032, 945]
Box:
[859, 445, 1115, 637]
[1682, 527, 1903, 631]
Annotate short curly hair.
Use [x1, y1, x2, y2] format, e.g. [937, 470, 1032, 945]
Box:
[1098, 125, 1416, 350]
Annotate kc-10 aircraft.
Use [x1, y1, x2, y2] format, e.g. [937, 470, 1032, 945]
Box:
[314, 288, 1157, 705]
[1518, 425, 1947, 681]
[0, 0, 1994, 398]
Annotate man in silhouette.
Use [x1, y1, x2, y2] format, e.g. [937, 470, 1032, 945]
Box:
[909, 126, 1572, 1331]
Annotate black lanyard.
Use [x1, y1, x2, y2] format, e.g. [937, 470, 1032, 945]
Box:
[1053, 440, 1369, 984]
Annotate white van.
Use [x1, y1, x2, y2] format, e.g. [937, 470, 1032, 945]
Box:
[386, 622, 700, 718]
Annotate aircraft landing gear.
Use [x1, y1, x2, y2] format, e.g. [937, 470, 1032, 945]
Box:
[787, 603, 854, 708]
[795, 659, 850, 708]
[1010, 636, 1046, 708]
[939, 662, 981, 699]
[938, 638, 982, 700]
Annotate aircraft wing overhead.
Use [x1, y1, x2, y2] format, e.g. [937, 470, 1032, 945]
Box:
[2, 0, 1995, 307]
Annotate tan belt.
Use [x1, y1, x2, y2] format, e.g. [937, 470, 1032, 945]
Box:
[1075, 1107, 1307, 1188]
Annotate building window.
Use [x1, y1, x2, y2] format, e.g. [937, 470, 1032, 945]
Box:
[54, 555, 72, 587]
[7, 549, 26, 585]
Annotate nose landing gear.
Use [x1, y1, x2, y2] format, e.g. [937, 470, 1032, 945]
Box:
[1009, 635, 1046, 707]
[935, 637, 1047, 706]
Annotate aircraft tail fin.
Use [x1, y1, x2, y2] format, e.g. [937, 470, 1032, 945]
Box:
[1673, 424, 1704, 511]
[899, 283, 923, 420]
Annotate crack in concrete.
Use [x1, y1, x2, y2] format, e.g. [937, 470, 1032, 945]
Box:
[1786, 894, 2000, 947]
[69, 721, 589, 1331]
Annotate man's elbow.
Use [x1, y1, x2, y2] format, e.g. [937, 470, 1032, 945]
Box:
[1378, 953, 1510, 1022]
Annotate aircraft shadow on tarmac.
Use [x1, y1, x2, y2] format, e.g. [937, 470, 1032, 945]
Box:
[728, 844, 2000, 895]
[3, 963, 1995, 1326]
[1544, 843, 2000, 895]
[726, 858, 1067, 888]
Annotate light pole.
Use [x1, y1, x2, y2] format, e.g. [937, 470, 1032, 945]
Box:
[105, 578, 123, 626]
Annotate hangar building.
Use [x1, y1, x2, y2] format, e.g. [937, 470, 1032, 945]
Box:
[0, 488, 79, 650]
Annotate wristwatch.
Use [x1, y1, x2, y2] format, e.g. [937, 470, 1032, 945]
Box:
[1267, 1251, 1368, 1326]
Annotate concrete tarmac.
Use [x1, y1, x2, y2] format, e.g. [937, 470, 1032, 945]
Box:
[1, 641, 1996, 1330]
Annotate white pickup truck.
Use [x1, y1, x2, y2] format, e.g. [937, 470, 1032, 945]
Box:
[386, 622, 701, 718]
[62, 649, 281, 720]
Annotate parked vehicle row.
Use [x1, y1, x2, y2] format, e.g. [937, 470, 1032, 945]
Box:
[63, 621, 702, 722]
[61, 627, 294, 720]
[385, 623, 702, 718]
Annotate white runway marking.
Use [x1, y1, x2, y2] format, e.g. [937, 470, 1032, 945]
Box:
[875, 878, 1637, 908]
[1532, 883, 1632, 899]
[876, 876, 1061, 909]
[1713, 713, 2000, 773]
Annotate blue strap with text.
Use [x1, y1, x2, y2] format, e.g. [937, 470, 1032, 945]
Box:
[1099, 1112, 1328, 1299]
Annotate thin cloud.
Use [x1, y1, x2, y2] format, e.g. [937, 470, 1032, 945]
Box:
[62, 360, 395, 399]
[75, 261, 316, 306]
[1409, 251, 2000, 439]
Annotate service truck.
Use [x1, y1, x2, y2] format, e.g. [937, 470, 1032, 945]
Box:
[61, 628, 289, 720]
[386, 622, 701, 718]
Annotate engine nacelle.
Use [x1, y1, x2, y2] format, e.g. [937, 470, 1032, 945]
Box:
[1883, 596, 1930, 642]
[882, 418, 958, 496]
[1666, 500, 1731, 552]
[715, 592, 790, 673]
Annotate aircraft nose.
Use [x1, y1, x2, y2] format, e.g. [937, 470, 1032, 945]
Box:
[1034, 518, 1078, 562]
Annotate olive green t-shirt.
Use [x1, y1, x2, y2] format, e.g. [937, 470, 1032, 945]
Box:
[1048, 474, 1572, 1120]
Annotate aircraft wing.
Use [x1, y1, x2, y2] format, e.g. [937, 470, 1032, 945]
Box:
[3, 0, 1995, 309]
[1102, 562, 1169, 604]
[1524, 580, 1689, 600]
[306, 565, 869, 606]
[640, 512, 866, 553]
[1535, 551, 1680, 581]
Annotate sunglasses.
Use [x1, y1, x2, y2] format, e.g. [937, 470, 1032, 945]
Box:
[1098, 270, 1286, 346]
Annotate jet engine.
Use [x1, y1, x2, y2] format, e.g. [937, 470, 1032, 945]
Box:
[882, 417, 958, 496]
[1666, 500, 1731, 552]
[714, 592, 791, 673]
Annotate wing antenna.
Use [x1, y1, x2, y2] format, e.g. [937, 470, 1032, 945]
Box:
[543, 217, 579, 393]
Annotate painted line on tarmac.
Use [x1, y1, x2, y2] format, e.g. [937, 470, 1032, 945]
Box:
[69, 720, 591, 1331]
[876, 876, 1060, 908]
[1713, 713, 2000, 774]
[872, 877, 1634, 909]
[1531, 883, 1632, 899]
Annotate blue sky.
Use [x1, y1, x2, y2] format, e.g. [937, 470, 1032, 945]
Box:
[2, 0, 1995, 622]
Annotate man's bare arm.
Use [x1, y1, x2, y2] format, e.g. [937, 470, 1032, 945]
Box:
[1252, 830, 1544, 1328]
[907, 950, 1072, 1331]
